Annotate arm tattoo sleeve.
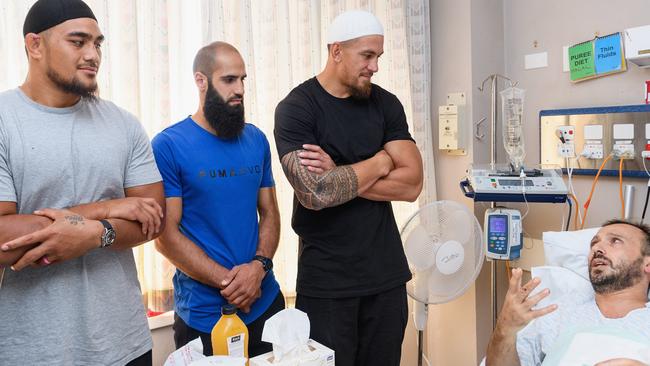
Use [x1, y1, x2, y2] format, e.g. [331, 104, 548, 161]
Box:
[281, 150, 359, 210]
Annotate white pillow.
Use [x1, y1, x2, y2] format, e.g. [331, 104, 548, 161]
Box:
[530, 266, 593, 309]
[543, 227, 600, 280]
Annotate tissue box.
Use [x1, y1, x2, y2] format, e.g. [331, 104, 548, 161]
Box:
[249, 340, 334, 366]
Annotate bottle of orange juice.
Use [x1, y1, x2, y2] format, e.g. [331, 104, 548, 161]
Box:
[211, 304, 249, 363]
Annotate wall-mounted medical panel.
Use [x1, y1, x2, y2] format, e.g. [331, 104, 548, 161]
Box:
[540, 105, 650, 178]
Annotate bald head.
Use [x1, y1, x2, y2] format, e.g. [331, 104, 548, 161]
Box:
[193, 41, 240, 77]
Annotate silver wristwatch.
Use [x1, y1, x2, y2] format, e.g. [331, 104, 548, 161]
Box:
[99, 219, 116, 248]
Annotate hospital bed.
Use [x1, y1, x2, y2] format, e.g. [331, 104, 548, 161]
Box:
[480, 227, 650, 366]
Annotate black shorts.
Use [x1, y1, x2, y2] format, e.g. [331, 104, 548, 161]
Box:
[296, 285, 408, 366]
[173, 291, 285, 357]
[125, 350, 151, 366]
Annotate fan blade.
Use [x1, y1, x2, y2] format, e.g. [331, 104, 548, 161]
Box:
[404, 224, 436, 271]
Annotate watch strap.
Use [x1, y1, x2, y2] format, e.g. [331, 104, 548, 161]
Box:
[253, 255, 273, 273]
[99, 219, 115, 248]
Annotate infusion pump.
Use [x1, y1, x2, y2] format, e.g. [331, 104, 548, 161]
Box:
[484, 208, 522, 261]
[462, 164, 568, 203]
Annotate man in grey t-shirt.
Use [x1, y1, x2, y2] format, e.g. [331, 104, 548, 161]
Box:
[0, 1, 165, 365]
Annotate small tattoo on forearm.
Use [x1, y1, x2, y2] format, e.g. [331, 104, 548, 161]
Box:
[65, 215, 85, 225]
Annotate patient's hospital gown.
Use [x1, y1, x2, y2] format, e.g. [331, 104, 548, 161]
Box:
[516, 300, 650, 365]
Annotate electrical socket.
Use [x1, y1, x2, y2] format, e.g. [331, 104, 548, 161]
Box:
[582, 144, 604, 159]
[557, 126, 576, 143]
[557, 142, 575, 158]
[613, 143, 635, 159]
[642, 150, 650, 160]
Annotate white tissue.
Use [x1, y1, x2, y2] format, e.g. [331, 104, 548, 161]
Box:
[164, 338, 205, 366]
[189, 356, 247, 366]
[261, 309, 311, 362]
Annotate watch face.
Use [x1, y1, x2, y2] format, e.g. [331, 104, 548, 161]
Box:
[102, 229, 116, 247]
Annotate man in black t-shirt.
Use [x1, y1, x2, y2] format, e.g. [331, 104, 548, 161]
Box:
[274, 10, 423, 366]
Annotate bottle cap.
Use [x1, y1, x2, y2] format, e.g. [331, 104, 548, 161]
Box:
[222, 304, 237, 315]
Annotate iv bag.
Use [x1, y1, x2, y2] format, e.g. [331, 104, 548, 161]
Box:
[500, 87, 526, 171]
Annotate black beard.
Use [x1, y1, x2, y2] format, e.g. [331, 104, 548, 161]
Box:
[349, 80, 372, 100]
[203, 79, 245, 139]
[589, 255, 645, 294]
[46, 67, 98, 102]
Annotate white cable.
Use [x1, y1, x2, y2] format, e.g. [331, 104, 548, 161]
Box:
[422, 354, 432, 366]
[565, 156, 584, 228]
[520, 169, 530, 221]
[643, 157, 650, 177]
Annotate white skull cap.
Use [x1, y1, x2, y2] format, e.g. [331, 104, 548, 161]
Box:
[326, 10, 384, 44]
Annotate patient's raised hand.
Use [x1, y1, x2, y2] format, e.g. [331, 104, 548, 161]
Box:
[495, 268, 558, 335]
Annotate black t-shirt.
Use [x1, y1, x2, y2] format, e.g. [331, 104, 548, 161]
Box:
[274, 77, 413, 298]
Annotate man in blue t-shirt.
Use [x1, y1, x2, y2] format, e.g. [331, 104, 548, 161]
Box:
[152, 41, 283, 357]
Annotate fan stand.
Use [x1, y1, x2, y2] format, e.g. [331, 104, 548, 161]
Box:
[416, 302, 428, 366]
[418, 316, 425, 366]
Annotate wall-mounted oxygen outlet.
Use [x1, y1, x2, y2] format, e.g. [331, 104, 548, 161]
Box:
[613, 143, 635, 159]
[612, 124, 635, 159]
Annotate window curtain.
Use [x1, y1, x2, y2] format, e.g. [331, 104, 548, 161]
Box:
[0, 0, 434, 312]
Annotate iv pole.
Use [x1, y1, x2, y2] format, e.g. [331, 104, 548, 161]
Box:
[478, 74, 518, 329]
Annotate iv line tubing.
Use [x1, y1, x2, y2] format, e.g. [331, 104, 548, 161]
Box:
[566, 199, 572, 231]
[582, 154, 613, 229]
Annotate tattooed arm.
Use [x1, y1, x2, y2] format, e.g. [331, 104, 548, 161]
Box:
[0, 183, 165, 269]
[297, 141, 423, 202]
[281, 148, 394, 211]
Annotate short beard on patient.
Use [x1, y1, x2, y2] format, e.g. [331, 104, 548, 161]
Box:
[589, 255, 644, 294]
[203, 78, 245, 139]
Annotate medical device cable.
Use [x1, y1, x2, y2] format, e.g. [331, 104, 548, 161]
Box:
[561, 133, 584, 227]
[566, 198, 572, 231]
[619, 158, 625, 218]
[639, 159, 650, 222]
[570, 194, 581, 230]
[565, 157, 583, 227]
[581, 153, 613, 229]
[642, 183, 650, 223]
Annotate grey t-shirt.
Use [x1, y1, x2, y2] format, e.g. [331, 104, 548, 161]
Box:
[0, 88, 162, 365]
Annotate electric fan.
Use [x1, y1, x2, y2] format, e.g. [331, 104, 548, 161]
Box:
[401, 200, 485, 366]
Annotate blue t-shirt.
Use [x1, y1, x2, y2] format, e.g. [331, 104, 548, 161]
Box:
[152, 117, 280, 332]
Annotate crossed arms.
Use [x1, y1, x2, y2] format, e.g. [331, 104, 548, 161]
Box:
[155, 187, 280, 313]
[280, 139, 423, 211]
[0, 182, 165, 270]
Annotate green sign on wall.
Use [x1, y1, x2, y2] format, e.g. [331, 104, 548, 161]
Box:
[569, 41, 595, 81]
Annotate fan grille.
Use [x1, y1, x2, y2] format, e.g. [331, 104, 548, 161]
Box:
[401, 200, 484, 305]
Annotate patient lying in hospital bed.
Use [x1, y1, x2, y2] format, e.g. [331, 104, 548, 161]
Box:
[485, 219, 650, 366]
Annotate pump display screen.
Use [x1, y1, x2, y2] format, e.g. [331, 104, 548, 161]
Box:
[489, 217, 507, 233]
[498, 179, 534, 187]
